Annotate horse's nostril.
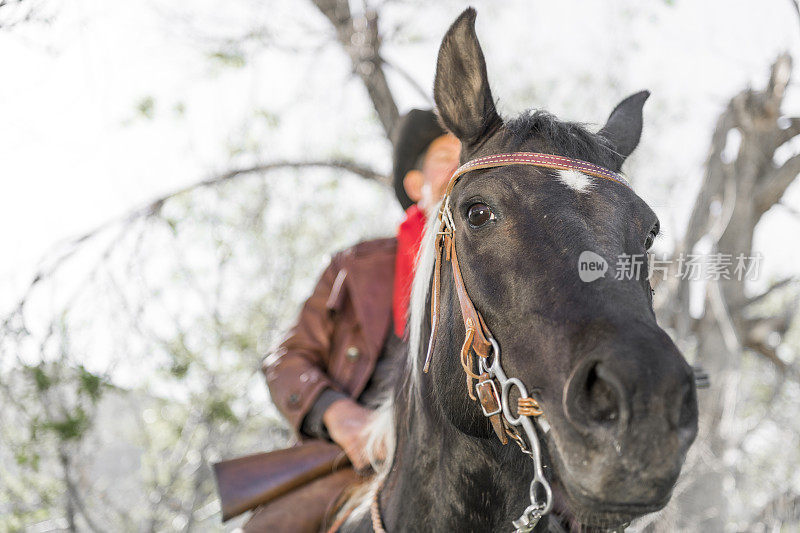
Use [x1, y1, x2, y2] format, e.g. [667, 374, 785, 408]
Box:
[583, 365, 619, 425]
[564, 360, 630, 433]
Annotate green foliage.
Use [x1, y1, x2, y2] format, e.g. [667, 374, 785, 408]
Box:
[43, 406, 89, 441]
[256, 109, 280, 128]
[169, 360, 191, 379]
[209, 49, 247, 68]
[4, 509, 51, 533]
[14, 450, 40, 472]
[136, 96, 156, 119]
[30, 364, 51, 392]
[207, 398, 238, 424]
[165, 333, 194, 379]
[77, 365, 106, 402]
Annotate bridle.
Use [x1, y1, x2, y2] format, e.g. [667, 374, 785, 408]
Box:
[431, 152, 630, 531]
[369, 152, 631, 533]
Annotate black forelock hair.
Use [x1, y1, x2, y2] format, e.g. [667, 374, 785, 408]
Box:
[504, 110, 620, 170]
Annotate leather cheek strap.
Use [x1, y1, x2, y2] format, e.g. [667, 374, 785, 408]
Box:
[423, 217, 495, 394]
[448, 232, 493, 358]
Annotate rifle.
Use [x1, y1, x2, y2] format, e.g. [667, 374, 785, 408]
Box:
[212, 439, 349, 521]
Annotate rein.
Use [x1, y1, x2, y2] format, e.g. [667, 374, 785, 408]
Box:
[370, 152, 630, 533]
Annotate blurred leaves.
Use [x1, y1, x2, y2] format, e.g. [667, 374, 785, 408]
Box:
[30, 364, 51, 392]
[136, 96, 156, 120]
[77, 365, 106, 402]
[208, 49, 247, 68]
[0, 165, 395, 530]
[42, 406, 89, 441]
[207, 398, 238, 425]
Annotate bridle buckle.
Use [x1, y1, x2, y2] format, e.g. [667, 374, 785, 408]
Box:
[475, 377, 502, 417]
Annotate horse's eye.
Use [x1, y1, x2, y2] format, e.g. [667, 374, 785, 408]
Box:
[467, 203, 495, 227]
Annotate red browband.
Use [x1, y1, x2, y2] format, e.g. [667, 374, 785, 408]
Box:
[445, 152, 630, 195]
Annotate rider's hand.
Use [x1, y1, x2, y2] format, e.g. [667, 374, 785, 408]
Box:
[323, 397, 375, 470]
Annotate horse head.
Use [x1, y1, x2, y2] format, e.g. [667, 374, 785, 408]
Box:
[419, 8, 699, 529]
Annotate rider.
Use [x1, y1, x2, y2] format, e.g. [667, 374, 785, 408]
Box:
[263, 109, 459, 464]
[246, 110, 459, 531]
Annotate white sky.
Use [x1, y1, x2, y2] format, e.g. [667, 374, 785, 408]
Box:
[2, 0, 800, 311]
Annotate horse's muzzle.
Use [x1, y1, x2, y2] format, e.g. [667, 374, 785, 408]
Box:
[558, 324, 698, 505]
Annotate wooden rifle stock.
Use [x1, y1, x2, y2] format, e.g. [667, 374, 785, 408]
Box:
[212, 440, 349, 521]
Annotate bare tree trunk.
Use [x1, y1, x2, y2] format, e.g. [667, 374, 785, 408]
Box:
[312, 0, 400, 138]
[663, 53, 800, 530]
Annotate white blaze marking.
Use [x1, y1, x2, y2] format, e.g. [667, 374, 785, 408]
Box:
[558, 169, 593, 192]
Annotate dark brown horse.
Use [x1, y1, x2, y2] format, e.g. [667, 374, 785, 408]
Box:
[338, 8, 698, 532]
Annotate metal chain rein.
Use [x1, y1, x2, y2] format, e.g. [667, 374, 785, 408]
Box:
[480, 338, 553, 532]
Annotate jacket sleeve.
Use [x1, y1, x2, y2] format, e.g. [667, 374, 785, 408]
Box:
[262, 255, 346, 434]
[300, 388, 349, 440]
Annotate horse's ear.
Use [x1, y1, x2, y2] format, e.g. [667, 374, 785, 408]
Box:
[434, 8, 502, 147]
[598, 90, 650, 169]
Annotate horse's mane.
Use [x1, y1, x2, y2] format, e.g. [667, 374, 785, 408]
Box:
[405, 206, 443, 396]
[506, 110, 623, 169]
[332, 208, 442, 524]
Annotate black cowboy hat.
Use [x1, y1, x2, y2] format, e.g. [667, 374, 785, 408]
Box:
[392, 109, 446, 209]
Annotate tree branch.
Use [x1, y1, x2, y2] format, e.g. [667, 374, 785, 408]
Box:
[766, 53, 793, 116]
[746, 489, 800, 528]
[742, 311, 797, 374]
[311, 0, 399, 138]
[680, 102, 737, 253]
[790, 0, 800, 41]
[59, 448, 103, 533]
[739, 276, 796, 309]
[756, 152, 800, 215]
[6, 159, 386, 320]
[776, 116, 800, 146]
[0, 0, 52, 29]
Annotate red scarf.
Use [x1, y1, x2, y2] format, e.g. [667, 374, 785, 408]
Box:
[393, 204, 427, 338]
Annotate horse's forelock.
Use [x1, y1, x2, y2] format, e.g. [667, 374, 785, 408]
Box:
[505, 110, 622, 171]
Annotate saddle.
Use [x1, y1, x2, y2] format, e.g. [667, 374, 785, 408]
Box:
[241, 466, 359, 533]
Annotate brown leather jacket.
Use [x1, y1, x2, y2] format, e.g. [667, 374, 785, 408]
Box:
[262, 237, 397, 434]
